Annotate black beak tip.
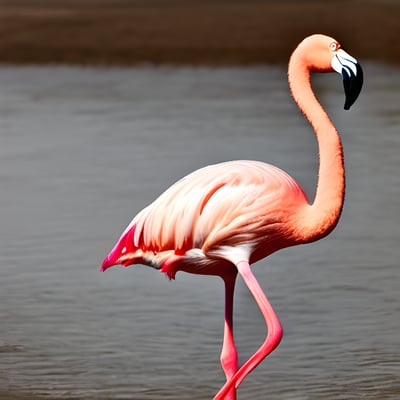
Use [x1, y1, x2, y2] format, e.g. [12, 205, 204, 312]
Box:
[343, 94, 355, 110]
[342, 63, 363, 111]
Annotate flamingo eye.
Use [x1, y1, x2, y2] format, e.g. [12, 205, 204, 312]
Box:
[329, 42, 339, 52]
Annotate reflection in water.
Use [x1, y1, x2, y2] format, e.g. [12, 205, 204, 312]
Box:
[0, 64, 399, 399]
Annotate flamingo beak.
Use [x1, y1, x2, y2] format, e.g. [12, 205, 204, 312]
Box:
[331, 49, 363, 110]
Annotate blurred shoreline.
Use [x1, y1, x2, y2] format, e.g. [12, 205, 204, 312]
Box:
[0, 392, 45, 400]
[0, 0, 398, 66]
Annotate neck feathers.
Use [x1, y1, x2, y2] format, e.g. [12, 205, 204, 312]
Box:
[288, 45, 345, 243]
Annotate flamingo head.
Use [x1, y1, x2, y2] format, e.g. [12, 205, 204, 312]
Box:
[297, 34, 363, 110]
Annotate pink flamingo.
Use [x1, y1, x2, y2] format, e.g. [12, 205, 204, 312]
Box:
[101, 34, 363, 399]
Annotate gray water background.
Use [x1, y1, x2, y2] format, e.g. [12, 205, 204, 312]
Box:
[0, 63, 399, 399]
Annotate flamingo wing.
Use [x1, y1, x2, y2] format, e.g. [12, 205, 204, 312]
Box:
[104, 160, 309, 277]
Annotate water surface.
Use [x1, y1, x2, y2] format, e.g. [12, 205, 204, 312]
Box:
[0, 64, 399, 399]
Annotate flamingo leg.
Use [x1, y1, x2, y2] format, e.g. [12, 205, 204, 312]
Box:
[218, 271, 238, 400]
[214, 261, 283, 399]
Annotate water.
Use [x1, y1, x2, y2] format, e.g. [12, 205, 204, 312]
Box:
[0, 64, 399, 399]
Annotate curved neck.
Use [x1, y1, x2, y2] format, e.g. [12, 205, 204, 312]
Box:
[288, 47, 345, 242]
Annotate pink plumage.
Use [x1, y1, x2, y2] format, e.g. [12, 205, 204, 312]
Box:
[101, 34, 363, 400]
[103, 160, 308, 278]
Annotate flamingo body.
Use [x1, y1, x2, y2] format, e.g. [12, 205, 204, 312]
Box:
[101, 34, 363, 399]
[104, 160, 309, 279]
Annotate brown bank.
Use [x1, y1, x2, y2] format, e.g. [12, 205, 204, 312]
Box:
[0, 0, 398, 65]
